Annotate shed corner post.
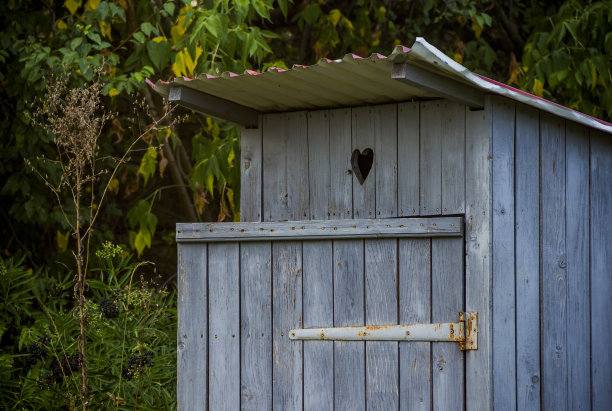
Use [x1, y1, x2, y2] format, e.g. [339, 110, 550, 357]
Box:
[464, 95, 494, 410]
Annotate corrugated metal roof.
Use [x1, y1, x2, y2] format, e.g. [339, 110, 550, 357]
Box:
[151, 38, 612, 134]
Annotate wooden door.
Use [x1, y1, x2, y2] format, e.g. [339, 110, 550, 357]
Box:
[177, 217, 466, 411]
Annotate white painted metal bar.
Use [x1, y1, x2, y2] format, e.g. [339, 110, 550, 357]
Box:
[290, 323, 463, 341]
[290, 312, 477, 350]
[177, 216, 463, 242]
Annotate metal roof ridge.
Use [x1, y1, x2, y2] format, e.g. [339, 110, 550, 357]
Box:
[409, 37, 611, 133]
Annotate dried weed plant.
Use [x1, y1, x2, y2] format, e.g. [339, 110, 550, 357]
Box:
[27, 71, 176, 410]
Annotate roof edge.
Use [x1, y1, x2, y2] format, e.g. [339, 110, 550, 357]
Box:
[410, 38, 612, 134]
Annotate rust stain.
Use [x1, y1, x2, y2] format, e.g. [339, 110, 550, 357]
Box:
[365, 325, 389, 331]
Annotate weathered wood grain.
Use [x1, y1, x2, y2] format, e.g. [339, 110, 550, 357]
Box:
[374, 104, 398, 218]
[352, 106, 376, 219]
[272, 242, 303, 410]
[515, 104, 541, 410]
[399, 239, 431, 410]
[491, 97, 517, 410]
[441, 102, 466, 214]
[419, 101, 443, 215]
[208, 243, 240, 410]
[432, 237, 464, 411]
[334, 240, 365, 411]
[397, 102, 420, 216]
[262, 112, 309, 221]
[262, 113, 287, 221]
[240, 242, 272, 410]
[589, 129, 612, 410]
[365, 239, 399, 409]
[308, 110, 331, 220]
[464, 102, 492, 411]
[177, 244, 207, 411]
[177, 216, 463, 242]
[329, 108, 353, 219]
[541, 112, 567, 411]
[240, 115, 262, 222]
[303, 241, 334, 409]
[565, 121, 590, 410]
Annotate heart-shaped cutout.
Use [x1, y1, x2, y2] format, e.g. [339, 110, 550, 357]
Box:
[351, 148, 374, 185]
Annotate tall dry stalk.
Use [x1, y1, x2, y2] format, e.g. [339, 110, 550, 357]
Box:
[28, 73, 175, 409]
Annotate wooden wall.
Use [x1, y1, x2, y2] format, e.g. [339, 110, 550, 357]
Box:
[490, 96, 612, 410]
[240, 100, 493, 410]
[241, 100, 472, 223]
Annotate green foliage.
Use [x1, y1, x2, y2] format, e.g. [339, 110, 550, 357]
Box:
[191, 119, 241, 220]
[0, 250, 177, 409]
[521, 0, 612, 119]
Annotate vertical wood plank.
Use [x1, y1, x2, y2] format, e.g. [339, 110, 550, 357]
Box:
[365, 239, 399, 409]
[432, 237, 464, 411]
[334, 240, 365, 411]
[286, 112, 309, 220]
[240, 116, 262, 222]
[177, 243, 207, 411]
[303, 241, 334, 409]
[240, 242, 272, 410]
[329, 108, 353, 220]
[589, 130, 612, 410]
[262, 113, 286, 222]
[465, 103, 492, 411]
[374, 104, 398, 218]
[397, 102, 420, 216]
[352, 106, 376, 219]
[541, 112, 567, 411]
[208, 243, 240, 410]
[565, 122, 590, 410]
[399, 239, 431, 410]
[441, 102, 466, 214]
[420, 101, 443, 215]
[515, 104, 541, 410]
[263, 112, 309, 221]
[308, 110, 331, 220]
[491, 97, 517, 410]
[272, 242, 303, 411]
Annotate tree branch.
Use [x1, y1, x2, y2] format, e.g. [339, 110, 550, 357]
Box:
[492, 0, 524, 56]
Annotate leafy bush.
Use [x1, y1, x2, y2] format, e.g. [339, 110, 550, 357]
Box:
[0, 245, 177, 409]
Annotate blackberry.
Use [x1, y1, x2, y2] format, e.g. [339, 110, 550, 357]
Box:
[121, 365, 132, 380]
[99, 297, 119, 318]
[27, 337, 49, 364]
[121, 351, 154, 380]
[46, 352, 82, 384]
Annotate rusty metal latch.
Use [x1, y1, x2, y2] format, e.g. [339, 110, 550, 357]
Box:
[289, 312, 477, 351]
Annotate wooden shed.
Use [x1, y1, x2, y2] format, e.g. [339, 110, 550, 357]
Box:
[154, 38, 612, 410]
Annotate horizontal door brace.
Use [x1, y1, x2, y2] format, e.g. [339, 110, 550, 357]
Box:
[290, 312, 477, 351]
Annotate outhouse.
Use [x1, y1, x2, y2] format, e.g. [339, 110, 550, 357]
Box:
[154, 38, 612, 410]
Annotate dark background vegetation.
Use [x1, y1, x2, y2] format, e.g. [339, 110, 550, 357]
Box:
[0, 0, 609, 408]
